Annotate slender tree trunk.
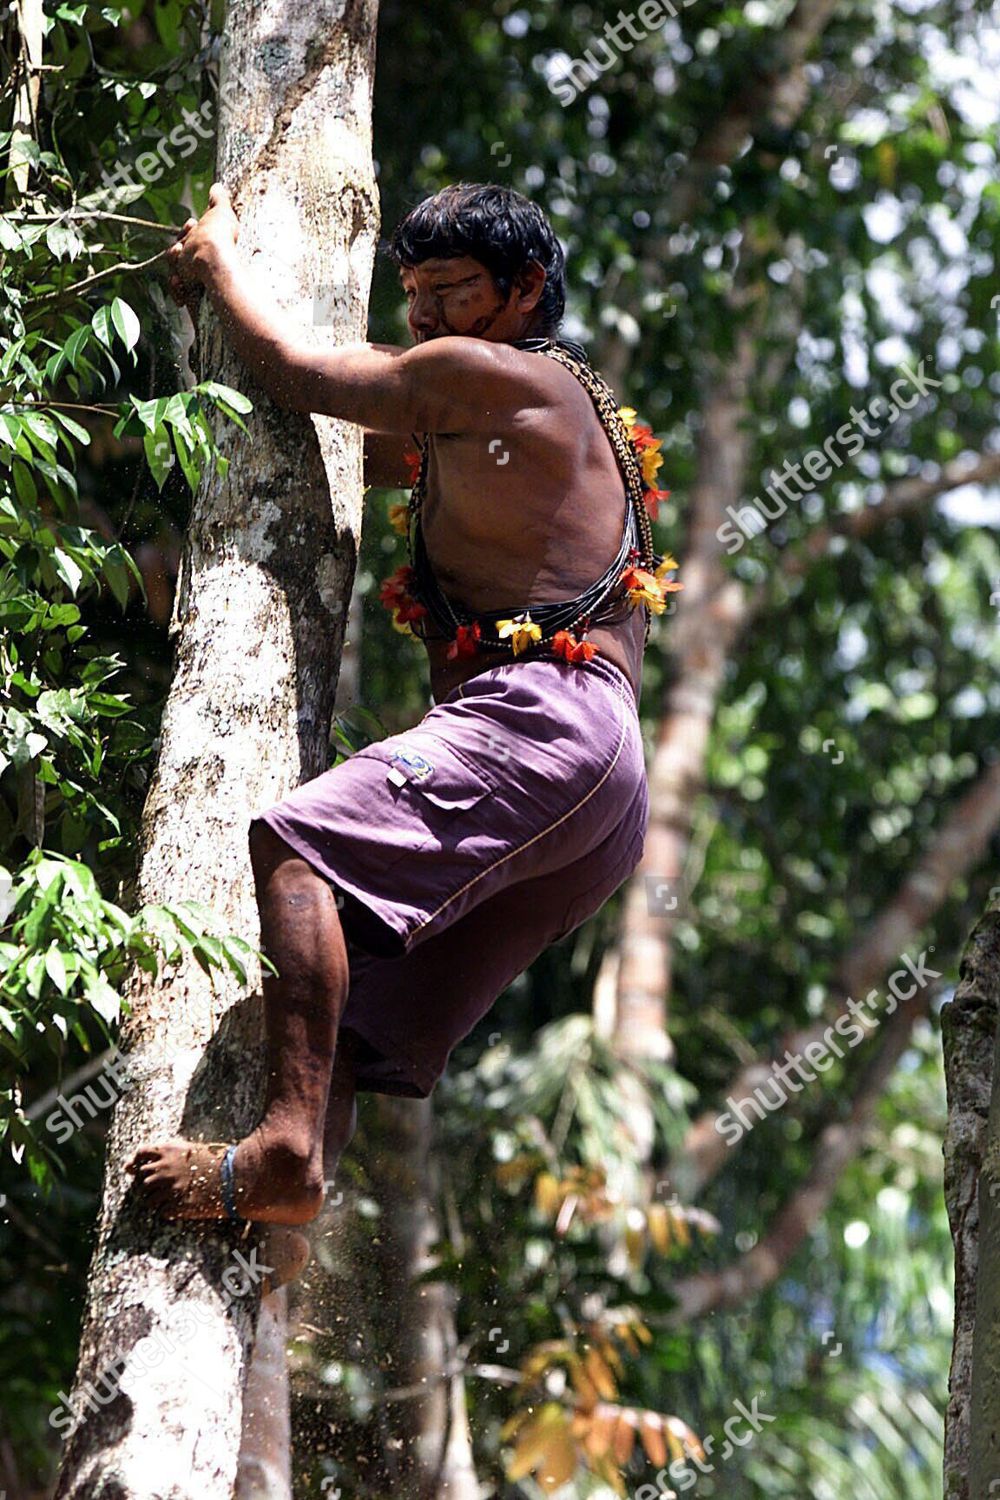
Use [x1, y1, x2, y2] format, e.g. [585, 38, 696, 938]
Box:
[944, 897, 1000, 1499]
[235, 1290, 293, 1500]
[609, 324, 758, 1067]
[54, 1, 378, 1492]
[368, 1095, 481, 1499]
[7, 0, 43, 200]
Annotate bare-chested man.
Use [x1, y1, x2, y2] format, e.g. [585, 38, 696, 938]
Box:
[128, 182, 672, 1227]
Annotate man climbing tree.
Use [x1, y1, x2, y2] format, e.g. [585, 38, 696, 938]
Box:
[128, 181, 681, 1229]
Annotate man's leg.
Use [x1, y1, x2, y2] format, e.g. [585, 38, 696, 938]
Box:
[128, 822, 351, 1224]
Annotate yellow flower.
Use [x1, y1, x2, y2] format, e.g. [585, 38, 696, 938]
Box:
[641, 444, 664, 485]
[497, 612, 543, 655]
[387, 502, 410, 536]
[622, 566, 668, 614]
[618, 406, 638, 432]
[654, 554, 678, 578]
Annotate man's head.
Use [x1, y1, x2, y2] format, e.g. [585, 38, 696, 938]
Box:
[388, 183, 566, 345]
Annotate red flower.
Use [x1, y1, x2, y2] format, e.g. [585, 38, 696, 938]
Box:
[379, 563, 417, 608]
[403, 445, 422, 485]
[446, 621, 481, 660]
[395, 598, 429, 624]
[644, 486, 671, 522]
[552, 629, 599, 663]
[630, 422, 659, 451]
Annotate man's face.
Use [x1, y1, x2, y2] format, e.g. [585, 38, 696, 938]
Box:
[399, 255, 520, 343]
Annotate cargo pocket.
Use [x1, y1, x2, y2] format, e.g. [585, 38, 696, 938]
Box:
[349, 731, 496, 814]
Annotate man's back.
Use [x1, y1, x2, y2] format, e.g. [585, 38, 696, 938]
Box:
[413, 339, 646, 702]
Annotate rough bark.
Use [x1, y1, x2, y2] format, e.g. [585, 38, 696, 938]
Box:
[944, 897, 1000, 1499]
[54, 0, 378, 1492]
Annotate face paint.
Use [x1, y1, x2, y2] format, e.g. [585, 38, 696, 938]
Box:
[438, 295, 508, 337]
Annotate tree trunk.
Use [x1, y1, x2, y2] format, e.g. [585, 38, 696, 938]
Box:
[235, 1290, 293, 1500]
[609, 324, 758, 1068]
[54, 0, 378, 1492]
[944, 896, 1000, 1499]
[367, 1095, 481, 1499]
[7, 0, 43, 200]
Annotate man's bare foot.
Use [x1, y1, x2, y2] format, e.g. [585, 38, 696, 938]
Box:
[126, 1128, 324, 1226]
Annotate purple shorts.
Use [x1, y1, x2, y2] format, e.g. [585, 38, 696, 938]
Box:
[249, 653, 648, 1098]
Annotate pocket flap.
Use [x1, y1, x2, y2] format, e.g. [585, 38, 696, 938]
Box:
[351, 733, 495, 811]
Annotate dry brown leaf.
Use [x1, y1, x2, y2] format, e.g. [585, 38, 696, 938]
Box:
[567, 1352, 601, 1410]
[534, 1171, 562, 1217]
[579, 1401, 620, 1459]
[625, 1219, 646, 1267]
[507, 1403, 566, 1482]
[536, 1425, 579, 1492]
[670, 1209, 692, 1249]
[584, 1344, 619, 1400]
[639, 1409, 669, 1468]
[612, 1406, 638, 1466]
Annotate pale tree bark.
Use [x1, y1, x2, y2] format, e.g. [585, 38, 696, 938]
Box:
[54, 0, 379, 1492]
[235, 1289, 293, 1500]
[594, 0, 841, 1061]
[944, 896, 1000, 1500]
[7, 0, 43, 200]
[365, 1095, 481, 1499]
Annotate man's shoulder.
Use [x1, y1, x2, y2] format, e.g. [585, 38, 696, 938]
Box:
[403, 336, 586, 408]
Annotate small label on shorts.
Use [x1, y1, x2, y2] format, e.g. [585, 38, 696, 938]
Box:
[387, 749, 434, 785]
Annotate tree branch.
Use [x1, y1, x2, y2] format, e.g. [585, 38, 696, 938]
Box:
[664, 977, 937, 1323]
[678, 759, 1000, 1195]
[772, 450, 1000, 587]
[665, 0, 840, 224]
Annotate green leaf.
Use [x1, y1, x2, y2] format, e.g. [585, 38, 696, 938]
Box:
[45, 221, 86, 262]
[200, 381, 254, 416]
[110, 297, 140, 360]
[52, 548, 84, 595]
[90, 305, 113, 351]
[0, 216, 23, 252]
[50, 408, 90, 447]
[101, 550, 131, 610]
[44, 947, 68, 994]
[142, 427, 175, 491]
[171, 424, 201, 496]
[12, 459, 36, 507]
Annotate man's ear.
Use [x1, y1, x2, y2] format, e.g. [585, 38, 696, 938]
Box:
[513, 260, 547, 314]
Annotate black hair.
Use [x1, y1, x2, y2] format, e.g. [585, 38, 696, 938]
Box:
[387, 182, 566, 336]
